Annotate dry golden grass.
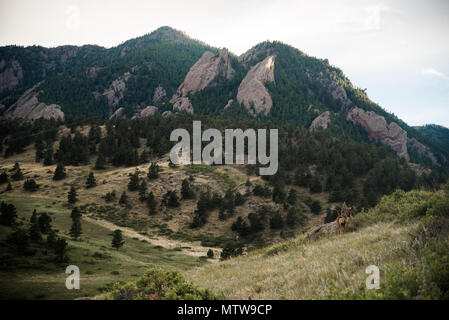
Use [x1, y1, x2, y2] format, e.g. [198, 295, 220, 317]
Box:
[186, 222, 415, 299]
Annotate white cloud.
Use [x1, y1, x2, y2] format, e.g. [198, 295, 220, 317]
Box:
[421, 67, 449, 80]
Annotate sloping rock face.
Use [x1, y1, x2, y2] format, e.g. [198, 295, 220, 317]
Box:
[4, 83, 64, 120]
[102, 72, 132, 106]
[306, 221, 338, 240]
[110, 107, 125, 119]
[170, 48, 235, 114]
[347, 107, 409, 160]
[310, 111, 331, 130]
[0, 59, 24, 94]
[408, 138, 439, 166]
[238, 41, 275, 68]
[138, 106, 158, 117]
[152, 85, 167, 103]
[237, 55, 276, 116]
[308, 71, 351, 108]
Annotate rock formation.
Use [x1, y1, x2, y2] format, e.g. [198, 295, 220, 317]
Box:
[137, 106, 158, 117]
[152, 85, 167, 103]
[308, 71, 351, 108]
[3, 83, 64, 120]
[407, 137, 439, 166]
[236, 55, 276, 116]
[111, 105, 159, 119]
[102, 72, 132, 106]
[306, 221, 338, 241]
[347, 107, 409, 160]
[310, 111, 331, 130]
[170, 48, 235, 114]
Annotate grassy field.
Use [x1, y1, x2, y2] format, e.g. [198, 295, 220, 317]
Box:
[185, 221, 416, 299]
[0, 196, 207, 300]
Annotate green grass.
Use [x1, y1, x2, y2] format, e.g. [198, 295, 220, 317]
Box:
[183, 165, 236, 188]
[0, 196, 205, 300]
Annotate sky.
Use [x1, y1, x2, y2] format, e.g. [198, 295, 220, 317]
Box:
[1, 0, 448, 127]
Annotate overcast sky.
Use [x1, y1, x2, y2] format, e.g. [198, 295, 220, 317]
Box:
[1, 0, 448, 127]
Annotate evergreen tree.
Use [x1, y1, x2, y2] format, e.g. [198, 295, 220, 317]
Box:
[86, 172, 97, 188]
[181, 178, 195, 199]
[38, 212, 52, 234]
[35, 135, 45, 162]
[269, 211, 284, 229]
[54, 238, 68, 262]
[147, 191, 157, 215]
[0, 202, 17, 226]
[11, 162, 23, 181]
[43, 145, 54, 166]
[29, 220, 42, 242]
[138, 180, 147, 202]
[0, 171, 8, 184]
[5, 182, 12, 192]
[207, 249, 214, 259]
[287, 189, 298, 205]
[68, 186, 78, 204]
[128, 170, 140, 191]
[112, 229, 124, 250]
[30, 209, 37, 223]
[95, 153, 106, 170]
[53, 163, 67, 180]
[69, 207, 82, 240]
[162, 190, 180, 208]
[119, 191, 128, 205]
[147, 162, 159, 180]
[309, 176, 322, 193]
[23, 178, 39, 191]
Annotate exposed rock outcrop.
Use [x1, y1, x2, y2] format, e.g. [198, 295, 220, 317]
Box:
[137, 106, 158, 117]
[162, 110, 173, 117]
[0, 59, 23, 94]
[310, 111, 331, 130]
[102, 72, 132, 106]
[3, 83, 64, 120]
[407, 138, 439, 166]
[152, 85, 167, 103]
[224, 99, 233, 110]
[308, 71, 351, 108]
[169, 48, 235, 114]
[238, 42, 275, 68]
[306, 221, 338, 241]
[111, 105, 159, 119]
[237, 55, 276, 116]
[347, 107, 409, 160]
[109, 107, 125, 119]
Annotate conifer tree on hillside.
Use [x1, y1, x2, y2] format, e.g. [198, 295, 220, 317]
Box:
[53, 163, 67, 180]
[128, 170, 140, 191]
[69, 207, 82, 240]
[68, 186, 78, 204]
[94, 153, 106, 170]
[147, 162, 159, 180]
[119, 191, 128, 205]
[0, 202, 17, 226]
[38, 212, 52, 234]
[112, 229, 124, 250]
[86, 172, 97, 188]
[138, 180, 147, 202]
[10, 162, 23, 181]
[147, 191, 157, 215]
[30, 209, 37, 223]
[181, 178, 195, 199]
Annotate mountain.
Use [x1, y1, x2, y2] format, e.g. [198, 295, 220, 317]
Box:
[1, 26, 448, 171]
[415, 124, 449, 153]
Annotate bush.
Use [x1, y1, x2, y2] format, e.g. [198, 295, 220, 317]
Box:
[107, 268, 220, 300]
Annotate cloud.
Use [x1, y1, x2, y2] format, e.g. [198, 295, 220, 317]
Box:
[421, 67, 449, 80]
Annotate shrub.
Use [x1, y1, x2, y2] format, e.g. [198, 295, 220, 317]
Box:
[107, 268, 219, 300]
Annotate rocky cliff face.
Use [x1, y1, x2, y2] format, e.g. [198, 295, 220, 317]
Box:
[152, 85, 167, 103]
[4, 83, 64, 120]
[237, 55, 276, 116]
[102, 72, 132, 106]
[347, 107, 409, 160]
[308, 71, 351, 108]
[310, 111, 331, 130]
[170, 48, 235, 114]
[408, 137, 439, 166]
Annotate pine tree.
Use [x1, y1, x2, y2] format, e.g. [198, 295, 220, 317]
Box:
[5, 182, 12, 192]
[35, 135, 44, 162]
[86, 172, 97, 188]
[54, 238, 68, 262]
[0, 171, 8, 184]
[68, 186, 78, 204]
[147, 162, 159, 180]
[11, 162, 23, 181]
[287, 189, 297, 205]
[128, 170, 140, 191]
[69, 207, 82, 240]
[181, 178, 195, 199]
[43, 145, 54, 166]
[95, 153, 106, 170]
[147, 191, 157, 215]
[29, 220, 42, 242]
[138, 180, 147, 202]
[0, 202, 17, 226]
[30, 209, 37, 223]
[53, 163, 67, 180]
[38, 212, 52, 234]
[23, 178, 39, 191]
[119, 191, 128, 205]
[111, 229, 124, 250]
